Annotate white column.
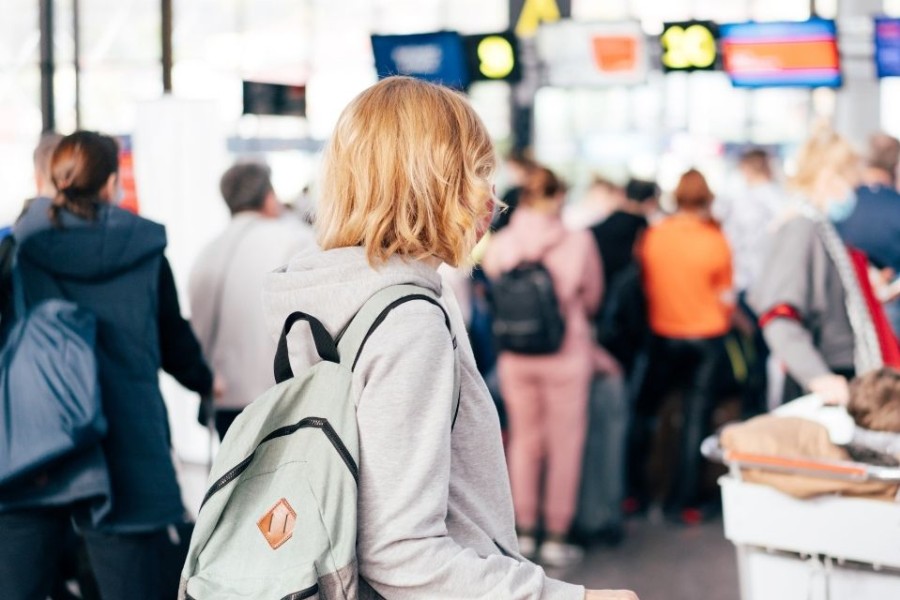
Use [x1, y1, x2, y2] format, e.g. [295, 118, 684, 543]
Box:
[833, 0, 883, 147]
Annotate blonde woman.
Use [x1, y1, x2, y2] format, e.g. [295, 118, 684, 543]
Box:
[263, 78, 637, 600]
[750, 127, 900, 406]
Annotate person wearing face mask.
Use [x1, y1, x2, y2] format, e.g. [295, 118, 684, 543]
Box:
[833, 133, 900, 337]
[750, 127, 900, 408]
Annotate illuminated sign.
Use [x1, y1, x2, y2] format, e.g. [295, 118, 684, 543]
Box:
[371, 32, 469, 90]
[592, 35, 639, 73]
[463, 32, 521, 83]
[242, 81, 306, 117]
[117, 136, 139, 214]
[538, 21, 647, 87]
[875, 17, 900, 78]
[720, 20, 841, 88]
[661, 21, 719, 72]
[514, 0, 564, 37]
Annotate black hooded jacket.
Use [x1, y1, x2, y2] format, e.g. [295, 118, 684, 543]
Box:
[11, 196, 211, 532]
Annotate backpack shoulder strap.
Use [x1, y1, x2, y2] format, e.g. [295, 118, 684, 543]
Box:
[338, 284, 461, 430]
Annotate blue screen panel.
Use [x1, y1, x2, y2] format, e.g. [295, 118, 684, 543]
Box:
[371, 32, 469, 90]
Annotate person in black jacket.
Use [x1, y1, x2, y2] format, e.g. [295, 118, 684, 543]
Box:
[0, 131, 213, 600]
[591, 178, 659, 373]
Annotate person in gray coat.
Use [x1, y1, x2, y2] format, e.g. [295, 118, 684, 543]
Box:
[751, 127, 900, 406]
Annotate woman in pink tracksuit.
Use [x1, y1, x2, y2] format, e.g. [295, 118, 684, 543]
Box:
[483, 167, 603, 567]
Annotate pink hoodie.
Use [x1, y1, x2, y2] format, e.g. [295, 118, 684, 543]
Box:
[482, 207, 605, 373]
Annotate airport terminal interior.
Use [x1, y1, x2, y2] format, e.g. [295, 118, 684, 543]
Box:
[4, 1, 900, 599]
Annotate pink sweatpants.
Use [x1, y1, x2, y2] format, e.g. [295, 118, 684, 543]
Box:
[499, 355, 591, 535]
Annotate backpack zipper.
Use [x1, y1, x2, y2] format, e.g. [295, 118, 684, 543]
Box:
[201, 417, 358, 508]
[186, 583, 318, 600]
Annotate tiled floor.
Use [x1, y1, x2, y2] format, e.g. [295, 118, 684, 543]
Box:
[180, 462, 740, 600]
[557, 516, 740, 600]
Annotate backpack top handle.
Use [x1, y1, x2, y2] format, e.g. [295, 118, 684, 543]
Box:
[274, 312, 340, 383]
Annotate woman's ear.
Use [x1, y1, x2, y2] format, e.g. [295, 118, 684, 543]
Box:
[100, 173, 119, 203]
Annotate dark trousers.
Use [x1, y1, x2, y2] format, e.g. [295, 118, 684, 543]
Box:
[0, 507, 186, 600]
[737, 292, 769, 418]
[628, 335, 724, 512]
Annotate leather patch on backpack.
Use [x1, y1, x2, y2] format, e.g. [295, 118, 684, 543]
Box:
[257, 498, 297, 549]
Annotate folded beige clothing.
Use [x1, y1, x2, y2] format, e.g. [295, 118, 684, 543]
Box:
[720, 416, 899, 501]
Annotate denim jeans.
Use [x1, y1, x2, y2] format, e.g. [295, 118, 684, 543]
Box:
[0, 507, 186, 600]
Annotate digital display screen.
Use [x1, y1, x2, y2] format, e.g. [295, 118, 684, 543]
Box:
[371, 31, 469, 90]
[243, 81, 307, 117]
[720, 19, 841, 88]
[875, 17, 900, 78]
[660, 21, 719, 72]
[463, 32, 521, 83]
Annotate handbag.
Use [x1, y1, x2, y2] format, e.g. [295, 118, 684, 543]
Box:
[0, 246, 106, 488]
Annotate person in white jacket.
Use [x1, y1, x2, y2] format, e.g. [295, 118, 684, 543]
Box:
[189, 162, 315, 439]
[262, 77, 638, 600]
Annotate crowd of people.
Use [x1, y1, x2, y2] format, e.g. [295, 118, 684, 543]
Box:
[460, 125, 900, 566]
[3, 75, 900, 599]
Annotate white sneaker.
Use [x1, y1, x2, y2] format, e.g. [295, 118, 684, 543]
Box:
[538, 540, 584, 568]
[517, 534, 537, 559]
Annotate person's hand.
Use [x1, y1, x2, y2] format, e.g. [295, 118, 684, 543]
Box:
[809, 374, 850, 406]
[585, 590, 639, 600]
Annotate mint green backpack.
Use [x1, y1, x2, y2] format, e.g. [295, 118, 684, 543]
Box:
[179, 285, 458, 600]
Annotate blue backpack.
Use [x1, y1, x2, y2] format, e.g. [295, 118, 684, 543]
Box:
[0, 236, 107, 489]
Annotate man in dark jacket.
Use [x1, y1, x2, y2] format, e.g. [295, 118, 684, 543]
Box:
[591, 179, 658, 372]
[836, 132, 900, 336]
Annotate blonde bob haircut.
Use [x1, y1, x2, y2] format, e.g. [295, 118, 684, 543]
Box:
[791, 125, 860, 196]
[316, 76, 497, 267]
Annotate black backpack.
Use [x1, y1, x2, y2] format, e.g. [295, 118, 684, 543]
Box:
[490, 262, 565, 355]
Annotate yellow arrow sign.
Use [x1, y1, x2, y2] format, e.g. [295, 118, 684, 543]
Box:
[515, 0, 562, 38]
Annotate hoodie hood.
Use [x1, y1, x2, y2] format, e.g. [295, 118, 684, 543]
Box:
[15, 196, 166, 282]
[262, 246, 443, 365]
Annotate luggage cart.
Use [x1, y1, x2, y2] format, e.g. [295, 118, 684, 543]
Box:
[702, 435, 900, 600]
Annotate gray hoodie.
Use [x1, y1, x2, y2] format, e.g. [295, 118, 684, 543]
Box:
[263, 246, 584, 599]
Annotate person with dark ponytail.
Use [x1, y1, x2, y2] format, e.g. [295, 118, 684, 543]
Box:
[0, 131, 214, 599]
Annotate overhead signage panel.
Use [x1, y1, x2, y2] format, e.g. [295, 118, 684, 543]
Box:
[242, 81, 307, 117]
[660, 21, 719, 72]
[538, 20, 647, 87]
[463, 31, 522, 83]
[720, 19, 841, 88]
[371, 31, 469, 90]
[875, 17, 900, 78]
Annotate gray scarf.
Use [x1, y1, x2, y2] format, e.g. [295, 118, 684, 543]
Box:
[804, 206, 883, 375]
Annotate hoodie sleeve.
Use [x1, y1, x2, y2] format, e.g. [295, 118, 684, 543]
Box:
[158, 256, 214, 395]
[749, 218, 832, 386]
[354, 302, 583, 600]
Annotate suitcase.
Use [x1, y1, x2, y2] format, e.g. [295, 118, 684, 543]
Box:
[573, 373, 627, 540]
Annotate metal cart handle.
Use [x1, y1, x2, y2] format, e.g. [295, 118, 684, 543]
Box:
[701, 435, 900, 484]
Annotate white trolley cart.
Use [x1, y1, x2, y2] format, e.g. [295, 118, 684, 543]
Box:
[702, 435, 900, 600]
